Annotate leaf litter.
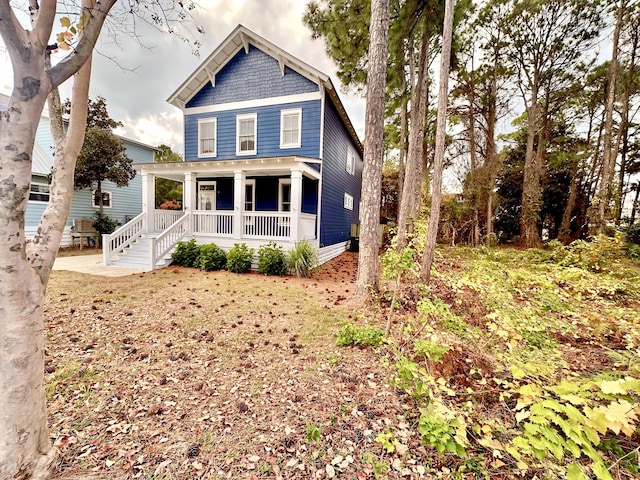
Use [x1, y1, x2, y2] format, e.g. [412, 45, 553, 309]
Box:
[44, 253, 427, 479]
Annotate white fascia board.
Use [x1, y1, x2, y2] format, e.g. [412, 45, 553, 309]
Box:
[183, 92, 322, 115]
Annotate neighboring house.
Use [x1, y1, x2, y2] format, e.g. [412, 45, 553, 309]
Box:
[104, 24, 363, 270]
[0, 93, 157, 246]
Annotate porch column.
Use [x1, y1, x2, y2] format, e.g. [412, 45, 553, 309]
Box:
[233, 170, 245, 240]
[290, 169, 303, 242]
[184, 172, 196, 236]
[141, 171, 154, 232]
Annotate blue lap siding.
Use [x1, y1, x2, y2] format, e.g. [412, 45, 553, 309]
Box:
[184, 100, 321, 161]
[319, 99, 362, 247]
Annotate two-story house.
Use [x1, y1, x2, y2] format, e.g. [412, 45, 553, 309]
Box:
[103, 24, 363, 271]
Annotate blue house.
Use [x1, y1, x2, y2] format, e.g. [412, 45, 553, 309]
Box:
[104, 25, 363, 270]
[0, 93, 157, 246]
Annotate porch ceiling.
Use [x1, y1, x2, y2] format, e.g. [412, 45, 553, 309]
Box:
[137, 156, 321, 182]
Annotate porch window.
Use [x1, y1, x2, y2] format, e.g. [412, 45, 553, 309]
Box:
[280, 108, 301, 148]
[244, 180, 256, 211]
[279, 179, 291, 212]
[29, 182, 50, 202]
[346, 147, 356, 175]
[237, 113, 257, 155]
[198, 118, 217, 158]
[92, 190, 112, 209]
[344, 193, 354, 210]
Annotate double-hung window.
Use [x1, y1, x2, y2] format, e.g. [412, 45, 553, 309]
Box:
[198, 118, 217, 158]
[280, 108, 301, 148]
[346, 147, 356, 175]
[344, 193, 354, 210]
[237, 113, 257, 155]
[92, 191, 112, 209]
[29, 182, 50, 202]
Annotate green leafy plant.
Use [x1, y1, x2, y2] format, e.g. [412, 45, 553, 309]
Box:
[336, 323, 384, 348]
[226, 243, 254, 273]
[92, 212, 117, 235]
[198, 243, 227, 271]
[257, 241, 287, 276]
[305, 422, 322, 443]
[419, 411, 467, 458]
[413, 339, 451, 362]
[287, 240, 318, 277]
[497, 378, 640, 480]
[171, 239, 200, 267]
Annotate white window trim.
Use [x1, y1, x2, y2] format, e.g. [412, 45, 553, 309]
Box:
[346, 147, 356, 175]
[92, 190, 112, 209]
[279, 179, 292, 212]
[198, 181, 217, 211]
[198, 118, 217, 158]
[236, 113, 257, 156]
[344, 193, 354, 210]
[280, 108, 302, 149]
[29, 182, 50, 203]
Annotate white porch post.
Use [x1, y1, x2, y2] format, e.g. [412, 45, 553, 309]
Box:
[184, 172, 196, 236]
[141, 171, 154, 232]
[233, 170, 244, 240]
[290, 169, 302, 242]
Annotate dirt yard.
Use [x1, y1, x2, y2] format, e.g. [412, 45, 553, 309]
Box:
[44, 253, 429, 479]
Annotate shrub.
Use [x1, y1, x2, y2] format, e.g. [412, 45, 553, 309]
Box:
[287, 240, 318, 277]
[257, 242, 287, 276]
[93, 213, 117, 235]
[172, 239, 200, 267]
[336, 323, 384, 348]
[226, 243, 254, 273]
[199, 243, 227, 271]
[625, 223, 640, 245]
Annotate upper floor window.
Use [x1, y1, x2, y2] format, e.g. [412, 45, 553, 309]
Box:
[198, 118, 217, 158]
[280, 108, 301, 148]
[92, 190, 112, 209]
[237, 113, 257, 155]
[29, 182, 50, 202]
[346, 147, 356, 175]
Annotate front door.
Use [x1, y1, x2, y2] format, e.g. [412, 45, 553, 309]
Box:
[198, 182, 216, 211]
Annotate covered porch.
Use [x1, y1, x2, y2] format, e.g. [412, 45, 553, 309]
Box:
[103, 157, 321, 270]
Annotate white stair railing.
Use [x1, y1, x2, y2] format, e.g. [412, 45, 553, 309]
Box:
[103, 212, 146, 266]
[150, 212, 190, 270]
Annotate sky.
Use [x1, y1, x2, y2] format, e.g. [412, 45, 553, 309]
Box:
[0, 0, 366, 155]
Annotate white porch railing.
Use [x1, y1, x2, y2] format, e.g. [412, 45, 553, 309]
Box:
[151, 212, 190, 269]
[103, 212, 145, 266]
[242, 212, 291, 239]
[154, 209, 184, 231]
[192, 211, 234, 236]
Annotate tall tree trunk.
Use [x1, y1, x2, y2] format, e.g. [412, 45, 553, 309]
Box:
[484, 71, 498, 246]
[396, 24, 430, 247]
[421, 0, 455, 282]
[615, 26, 638, 224]
[593, 0, 625, 235]
[0, 0, 109, 476]
[396, 85, 409, 220]
[355, 0, 390, 298]
[558, 158, 581, 244]
[519, 91, 543, 248]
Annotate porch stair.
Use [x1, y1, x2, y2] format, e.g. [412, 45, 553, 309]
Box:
[107, 235, 173, 271]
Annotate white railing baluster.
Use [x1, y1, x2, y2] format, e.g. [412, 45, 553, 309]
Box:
[103, 212, 146, 266]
